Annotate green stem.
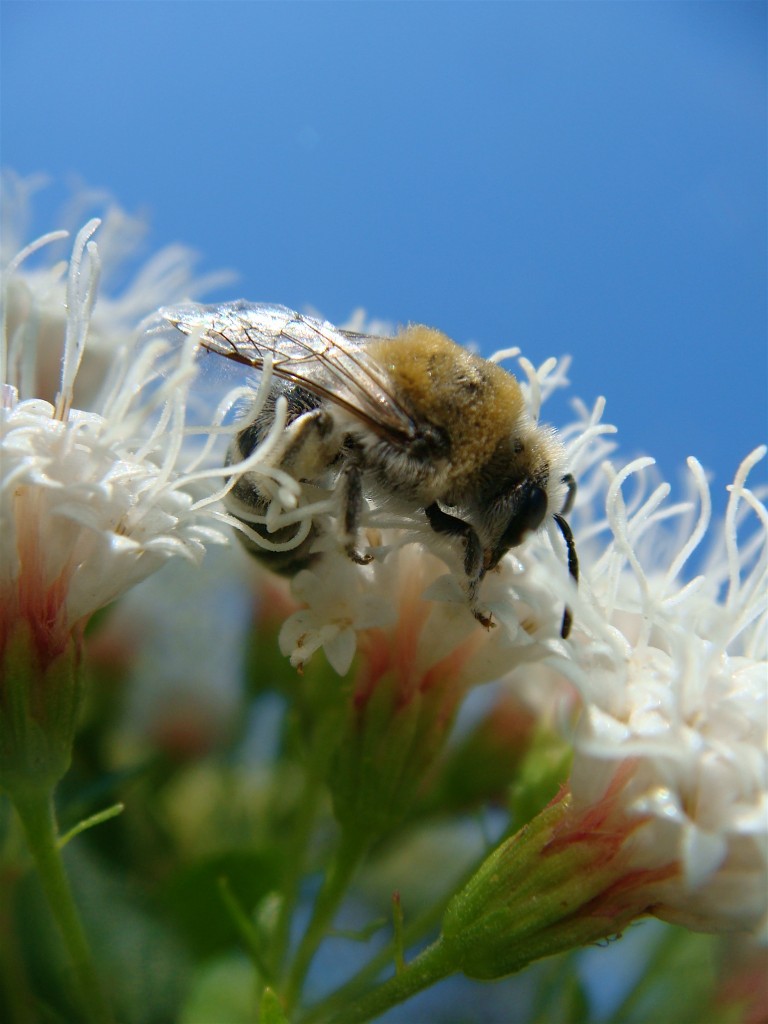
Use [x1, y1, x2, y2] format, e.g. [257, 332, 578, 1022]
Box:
[324, 938, 455, 1024]
[283, 829, 368, 1011]
[0, 869, 35, 1024]
[12, 786, 114, 1024]
[271, 760, 325, 977]
[299, 831, 507, 1024]
[299, 890, 447, 1024]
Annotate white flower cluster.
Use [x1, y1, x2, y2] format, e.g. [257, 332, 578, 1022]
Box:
[4, 177, 765, 943]
[1, 170, 233, 411]
[561, 448, 768, 937]
[277, 540, 564, 682]
[0, 192, 242, 642]
[270, 310, 767, 939]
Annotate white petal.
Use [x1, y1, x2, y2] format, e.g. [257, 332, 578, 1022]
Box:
[324, 627, 357, 676]
[681, 825, 728, 889]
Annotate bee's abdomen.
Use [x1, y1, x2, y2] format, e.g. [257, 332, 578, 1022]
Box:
[234, 518, 321, 575]
[234, 383, 322, 460]
[225, 381, 325, 574]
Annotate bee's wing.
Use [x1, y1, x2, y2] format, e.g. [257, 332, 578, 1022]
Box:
[162, 301, 416, 442]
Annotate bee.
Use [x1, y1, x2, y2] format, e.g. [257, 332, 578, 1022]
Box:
[163, 302, 579, 637]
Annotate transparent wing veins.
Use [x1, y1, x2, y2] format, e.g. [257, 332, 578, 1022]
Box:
[162, 301, 416, 442]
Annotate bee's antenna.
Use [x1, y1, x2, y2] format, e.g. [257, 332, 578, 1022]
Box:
[553, 512, 578, 639]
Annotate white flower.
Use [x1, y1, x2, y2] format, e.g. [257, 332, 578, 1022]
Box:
[560, 449, 768, 936]
[279, 555, 396, 674]
[1, 171, 233, 410]
[278, 536, 560, 690]
[0, 216, 251, 661]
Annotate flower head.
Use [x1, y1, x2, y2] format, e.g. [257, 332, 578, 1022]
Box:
[414, 447, 768, 992]
[302, 542, 557, 841]
[0, 199, 251, 789]
[1, 171, 233, 410]
[557, 449, 768, 937]
[1, 221, 236, 665]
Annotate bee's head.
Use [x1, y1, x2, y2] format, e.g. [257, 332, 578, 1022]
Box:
[482, 468, 578, 638]
[483, 477, 550, 572]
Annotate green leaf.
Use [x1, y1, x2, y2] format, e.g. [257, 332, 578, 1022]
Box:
[259, 987, 290, 1024]
[329, 916, 387, 943]
[217, 876, 273, 982]
[57, 802, 124, 849]
[180, 954, 254, 1024]
[561, 972, 591, 1024]
[162, 848, 281, 958]
[508, 729, 572, 829]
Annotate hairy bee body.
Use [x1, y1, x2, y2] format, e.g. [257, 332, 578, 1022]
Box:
[227, 380, 328, 574]
[163, 303, 578, 636]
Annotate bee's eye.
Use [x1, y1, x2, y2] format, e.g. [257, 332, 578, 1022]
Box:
[518, 482, 548, 533]
[500, 482, 548, 550]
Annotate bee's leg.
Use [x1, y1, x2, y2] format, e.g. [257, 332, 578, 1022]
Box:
[232, 405, 335, 471]
[338, 441, 373, 565]
[424, 503, 483, 578]
[275, 406, 336, 469]
[424, 503, 492, 626]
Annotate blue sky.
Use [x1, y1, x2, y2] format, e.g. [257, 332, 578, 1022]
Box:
[2, 1, 765, 515]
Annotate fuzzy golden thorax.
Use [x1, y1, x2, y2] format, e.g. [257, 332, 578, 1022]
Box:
[367, 326, 529, 487]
